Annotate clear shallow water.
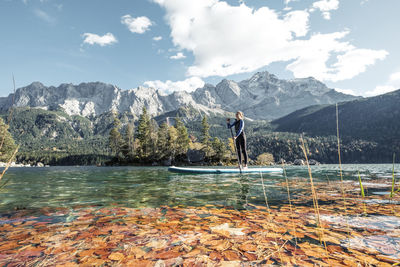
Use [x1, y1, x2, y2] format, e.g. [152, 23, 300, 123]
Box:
[0, 164, 398, 213]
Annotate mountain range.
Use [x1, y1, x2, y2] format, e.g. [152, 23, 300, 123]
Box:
[0, 71, 358, 120]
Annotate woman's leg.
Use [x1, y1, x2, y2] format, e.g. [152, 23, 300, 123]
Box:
[240, 136, 248, 166]
[235, 138, 242, 165]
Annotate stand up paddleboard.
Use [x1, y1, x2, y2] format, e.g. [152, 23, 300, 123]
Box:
[168, 166, 283, 174]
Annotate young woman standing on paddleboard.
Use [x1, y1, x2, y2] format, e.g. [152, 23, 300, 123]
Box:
[227, 111, 248, 169]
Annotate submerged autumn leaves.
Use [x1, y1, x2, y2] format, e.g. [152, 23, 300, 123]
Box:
[0, 178, 399, 266]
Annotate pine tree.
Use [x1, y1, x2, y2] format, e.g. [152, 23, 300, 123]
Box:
[136, 107, 151, 160]
[201, 116, 213, 158]
[149, 119, 159, 161]
[108, 113, 122, 157]
[175, 117, 190, 156]
[212, 137, 226, 162]
[0, 118, 17, 162]
[123, 122, 135, 161]
[167, 125, 178, 160]
[157, 122, 169, 161]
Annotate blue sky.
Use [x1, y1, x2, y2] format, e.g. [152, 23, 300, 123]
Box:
[0, 0, 399, 97]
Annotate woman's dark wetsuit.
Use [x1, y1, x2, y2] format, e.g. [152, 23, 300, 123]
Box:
[228, 119, 248, 166]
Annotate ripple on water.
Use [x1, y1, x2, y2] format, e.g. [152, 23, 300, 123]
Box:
[320, 214, 400, 230]
[344, 235, 400, 258]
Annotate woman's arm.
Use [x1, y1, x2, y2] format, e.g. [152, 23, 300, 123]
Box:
[227, 119, 235, 129]
[235, 119, 244, 137]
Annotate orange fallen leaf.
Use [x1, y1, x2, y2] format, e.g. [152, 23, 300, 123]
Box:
[222, 250, 241, 261]
[243, 252, 257, 261]
[289, 231, 305, 238]
[83, 257, 105, 266]
[55, 261, 79, 267]
[129, 246, 146, 259]
[219, 261, 241, 267]
[108, 252, 125, 261]
[322, 258, 347, 267]
[327, 245, 343, 254]
[209, 251, 223, 260]
[78, 249, 95, 257]
[207, 239, 232, 251]
[154, 250, 181, 260]
[0, 242, 19, 251]
[239, 242, 257, 252]
[94, 249, 109, 257]
[183, 248, 202, 258]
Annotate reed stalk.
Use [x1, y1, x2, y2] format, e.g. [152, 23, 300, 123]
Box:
[390, 153, 395, 198]
[336, 104, 346, 203]
[358, 171, 367, 214]
[281, 160, 298, 250]
[336, 104, 351, 236]
[357, 171, 365, 198]
[300, 136, 327, 250]
[260, 171, 283, 263]
[0, 146, 19, 181]
[0, 75, 18, 188]
[325, 174, 331, 186]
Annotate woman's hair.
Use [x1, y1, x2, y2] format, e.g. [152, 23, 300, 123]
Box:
[236, 111, 244, 120]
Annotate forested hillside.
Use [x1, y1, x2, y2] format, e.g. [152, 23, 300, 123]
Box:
[271, 89, 400, 162]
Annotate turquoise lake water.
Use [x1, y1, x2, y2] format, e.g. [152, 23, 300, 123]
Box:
[0, 164, 398, 214]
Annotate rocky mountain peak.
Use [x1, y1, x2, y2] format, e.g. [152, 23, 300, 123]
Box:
[28, 81, 46, 89]
[216, 79, 241, 97]
[289, 77, 330, 96]
[0, 72, 359, 120]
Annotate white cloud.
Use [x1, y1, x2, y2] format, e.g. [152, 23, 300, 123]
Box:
[287, 33, 388, 82]
[284, 0, 298, 10]
[153, 36, 163, 41]
[389, 71, 400, 83]
[334, 88, 358, 96]
[170, 52, 186, 60]
[365, 85, 396, 97]
[121, 15, 152, 34]
[82, 33, 118, 47]
[154, 0, 386, 83]
[367, 71, 400, 96]
[310, 0, 339, 20]
[144, 77, 205, 94]
[33, 8, 55, 23]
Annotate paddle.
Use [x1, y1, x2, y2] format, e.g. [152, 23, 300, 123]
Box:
[228, 120, 242, 173]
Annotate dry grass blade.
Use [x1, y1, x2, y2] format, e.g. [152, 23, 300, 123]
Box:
[259, 171, 284, 263]
[281, 160, 298, 249]
[0, 146, 19, 181]
[390, 153, 395, 198]
[336, 104, 346, 202]
[358, 171, 367, 215]
[300, 136, 327, 251]
[336, 103, 351, 235]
